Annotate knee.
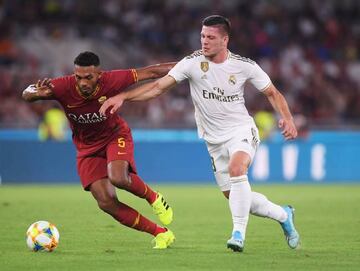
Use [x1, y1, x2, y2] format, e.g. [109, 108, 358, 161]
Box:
[97, 198, 117, 215]
[228, 164, 248, 177]
[108, 171, 130, 189]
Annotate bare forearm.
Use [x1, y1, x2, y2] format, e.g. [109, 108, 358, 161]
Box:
[124, 75, 176, 102]
[125, 81, 164, 102]
[22, 85, 48, 102]
[269, 91, 293, 120]
[22, 89, 39, 102]
[22, 79, 54, 102]
[263, 84, 297, 140]
[99, 75, 177, 115]
[264, 85, 293, 120]
[148, 62, 176, 78]
[136, 62, 177, 81]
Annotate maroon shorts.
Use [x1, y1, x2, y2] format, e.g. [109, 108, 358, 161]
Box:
[77, 133, 137, 191]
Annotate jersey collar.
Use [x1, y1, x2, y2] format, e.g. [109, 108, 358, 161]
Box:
[75, 83, 101, 99]
[204, 50, 231, 64]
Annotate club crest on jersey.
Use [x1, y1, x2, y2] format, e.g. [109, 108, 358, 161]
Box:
[228, 75, 236, 85]
[98, 96, 107, 104]
[200, 62, 209, 72]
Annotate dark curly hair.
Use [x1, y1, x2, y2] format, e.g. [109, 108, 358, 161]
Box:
[74, 51, 100, 67]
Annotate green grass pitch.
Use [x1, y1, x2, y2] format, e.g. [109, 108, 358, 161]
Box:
[0, 184, 359, 271]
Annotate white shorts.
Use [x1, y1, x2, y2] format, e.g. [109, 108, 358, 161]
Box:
[206, 125, 260, 191]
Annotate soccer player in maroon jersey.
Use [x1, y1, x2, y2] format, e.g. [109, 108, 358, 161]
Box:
[22, 51, 175, 249]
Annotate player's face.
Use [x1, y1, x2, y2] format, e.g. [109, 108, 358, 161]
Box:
[74, 65, 101, 97]
[201, 25, 228, 58]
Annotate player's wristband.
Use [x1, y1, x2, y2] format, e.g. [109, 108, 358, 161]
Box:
[25, 84, 37, 93]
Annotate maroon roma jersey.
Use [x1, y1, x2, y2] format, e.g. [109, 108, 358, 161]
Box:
[51, 69, 137, 157]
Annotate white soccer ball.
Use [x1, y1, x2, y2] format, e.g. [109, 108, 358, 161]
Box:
[26, 221, 60, 252]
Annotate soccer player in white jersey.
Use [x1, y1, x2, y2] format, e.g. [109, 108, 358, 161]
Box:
[100, 15, 300, 252]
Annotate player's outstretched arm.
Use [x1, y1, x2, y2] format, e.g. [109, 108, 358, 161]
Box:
[136, 62, 177, 81]
[263, 84, 298, 140]
[22, 78, 54, 102]
[100, 75, 177, 115]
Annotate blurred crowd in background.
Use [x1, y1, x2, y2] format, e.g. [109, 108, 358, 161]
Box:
[0, 0, 359, 139]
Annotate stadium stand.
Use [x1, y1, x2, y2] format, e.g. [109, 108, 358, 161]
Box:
[0, 0, 359, 129]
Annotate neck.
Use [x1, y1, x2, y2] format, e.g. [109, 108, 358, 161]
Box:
[206, 49, 228, 64]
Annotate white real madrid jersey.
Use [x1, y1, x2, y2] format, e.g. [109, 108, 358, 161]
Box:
[168, 50, 271, 144]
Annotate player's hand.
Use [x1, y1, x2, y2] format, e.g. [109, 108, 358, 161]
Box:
[279, 118, 298, 140]
[99, 95, 125, 116]
[35, 78, 54, 97]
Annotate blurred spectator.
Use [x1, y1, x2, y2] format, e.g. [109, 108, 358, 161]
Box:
[38, 104, 68, 141]
[0, 0, 359, 129]
[254, 110, 276, 141]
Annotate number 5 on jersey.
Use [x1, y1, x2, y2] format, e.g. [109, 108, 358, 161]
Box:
[117, 137, 126, 155]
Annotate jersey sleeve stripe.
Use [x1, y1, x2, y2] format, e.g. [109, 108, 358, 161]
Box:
[260, 81, 272, 92]
[131, 69, 138, 83]
[185, 50, 203, 59]
[229, 53, 255, 64]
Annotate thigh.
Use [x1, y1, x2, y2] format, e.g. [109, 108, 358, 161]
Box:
[77, 155, 108, 191]
[107, 133, 137, 174]
[228, 151, 251, 177]
[206, 142, 231, 192]
[226, 125, 260, 164]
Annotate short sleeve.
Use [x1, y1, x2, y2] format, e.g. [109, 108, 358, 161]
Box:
[103, 70, 136, 93]
[248, 63, 272, 91]
[51, 76, 73, 99]
[168, 57, 191, 83]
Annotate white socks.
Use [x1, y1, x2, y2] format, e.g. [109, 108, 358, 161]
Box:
[229, 176, 288, 240]
[250, 192, 287, 223]
[229, 175, 252, 239]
